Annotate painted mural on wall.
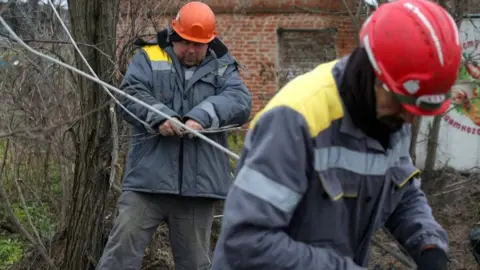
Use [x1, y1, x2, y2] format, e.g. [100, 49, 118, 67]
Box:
[447, 81, 480, 132]
[445, 17, 480, 133]
[415, 17, 480, 172]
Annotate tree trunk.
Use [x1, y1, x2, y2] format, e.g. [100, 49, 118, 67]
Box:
[422, 116, 441, 188]
[409, 116, 421, 164]
[62, 0, 119, 269]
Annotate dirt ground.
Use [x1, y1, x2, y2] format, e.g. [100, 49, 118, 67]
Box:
[370, 168, 480, 270]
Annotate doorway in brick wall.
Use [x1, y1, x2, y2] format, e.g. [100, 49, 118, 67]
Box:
[277, 28, 337, 89]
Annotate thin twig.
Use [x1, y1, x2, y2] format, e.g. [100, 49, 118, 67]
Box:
[382, 227, 417, 268]
[0, 32, 116, 67]
[109, 105, 119, 192]
[372, 238, 417, 269]
[341, 0, 360, 32]
[17, 179, 42, 205]
[47, 0, 150, 130]
[432, 186, 466, 197]
[0, 102, 110, 139]
[13, 176, 48, 254]
[444, 179, 470, 189]
[111, 182, 122, 195]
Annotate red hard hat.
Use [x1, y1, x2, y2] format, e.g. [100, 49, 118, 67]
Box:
[360, 0, 462, 116]
[171, 2, 217, 44]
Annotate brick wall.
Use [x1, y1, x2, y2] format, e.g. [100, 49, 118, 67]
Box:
[277, 28, 338, 89]
[117, 0, 359, 115]
[214, 13, 357, 112]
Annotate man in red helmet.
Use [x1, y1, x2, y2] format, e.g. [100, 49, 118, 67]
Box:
[211, 0, 460, 269]
[96, 2, 251, 270]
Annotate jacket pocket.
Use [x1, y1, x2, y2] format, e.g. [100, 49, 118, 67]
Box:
[196, 74, 224, 96]
[312, 169, 360, 242]
[193, 132, 230, 196]
[200, 73, 225, 89]
[318, 169, 360, 201]
[381, 160, 421, 223]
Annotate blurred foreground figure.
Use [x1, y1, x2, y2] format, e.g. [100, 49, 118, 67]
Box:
[211, 0, 461, 269]
[96, 2, 251, 269]
[470, 227, 480, 268]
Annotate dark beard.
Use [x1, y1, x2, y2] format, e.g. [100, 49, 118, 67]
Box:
[338, 47, 402, 149]
[378, 115, 405, 133]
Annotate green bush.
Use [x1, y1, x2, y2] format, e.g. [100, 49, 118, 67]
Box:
[12, 202, 55, 239]
[0, 202, 55, 267]
[50, 170, 62, 196]
[0, 237, 23, 269]
[228, 132, 245, 171]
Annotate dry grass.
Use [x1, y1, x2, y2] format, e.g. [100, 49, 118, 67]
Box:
[430, 169, 480, 270]
[370, 168, 480, 269]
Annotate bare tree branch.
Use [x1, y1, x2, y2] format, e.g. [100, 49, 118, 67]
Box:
[0, 102, 110, 139]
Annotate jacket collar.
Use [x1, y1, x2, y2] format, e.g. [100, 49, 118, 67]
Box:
[332, 56, 407, 153]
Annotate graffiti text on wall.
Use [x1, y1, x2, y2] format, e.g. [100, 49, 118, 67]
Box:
[462, 39, 480, 50]
[443, 114, 480, 135]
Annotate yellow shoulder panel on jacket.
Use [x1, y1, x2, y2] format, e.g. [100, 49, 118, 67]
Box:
[142, 45, 171, 62]
[250, 60, 344, 137]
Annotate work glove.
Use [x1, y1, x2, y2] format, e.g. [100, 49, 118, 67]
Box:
[415, 248, 448, 270]
[469, 227, 480, 265]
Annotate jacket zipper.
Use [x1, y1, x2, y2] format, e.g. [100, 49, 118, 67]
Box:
[178, 138, 184, 194]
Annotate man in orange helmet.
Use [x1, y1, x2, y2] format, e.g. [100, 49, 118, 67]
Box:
[211, 0, 460, 269]
[96, 2, 251, 270]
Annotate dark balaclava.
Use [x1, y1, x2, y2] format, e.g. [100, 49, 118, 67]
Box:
[168, 28, 183, 43]
[338, 47, 400, 149]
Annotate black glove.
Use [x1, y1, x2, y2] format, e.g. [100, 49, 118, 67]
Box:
[416, 248, 448, 270]
[469, 227, 480, 265]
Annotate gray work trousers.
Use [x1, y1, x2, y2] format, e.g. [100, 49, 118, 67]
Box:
[96, 190, 216, 270]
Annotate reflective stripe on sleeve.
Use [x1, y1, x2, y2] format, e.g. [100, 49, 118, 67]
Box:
[233, 165, 302, 214]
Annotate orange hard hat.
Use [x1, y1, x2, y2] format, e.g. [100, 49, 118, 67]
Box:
[171, 2, 217, 44]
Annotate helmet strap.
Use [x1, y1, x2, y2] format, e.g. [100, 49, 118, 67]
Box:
[392, 92, 451, 111]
